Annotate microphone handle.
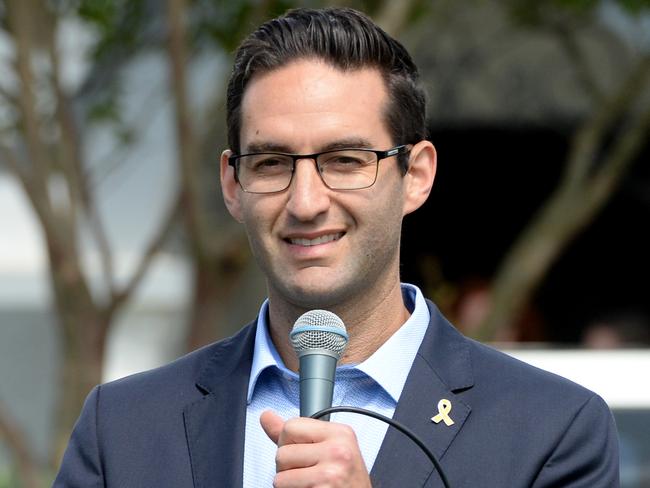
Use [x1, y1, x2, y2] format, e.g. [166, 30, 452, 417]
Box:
[299, 352, 338, 420]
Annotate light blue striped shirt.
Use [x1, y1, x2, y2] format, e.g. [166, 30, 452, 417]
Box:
[242, 283, 431, 487]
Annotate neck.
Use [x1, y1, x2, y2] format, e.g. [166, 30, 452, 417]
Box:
[267, 279, 410, 372]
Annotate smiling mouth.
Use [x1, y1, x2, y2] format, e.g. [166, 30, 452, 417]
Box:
[288, 233, 344, 247]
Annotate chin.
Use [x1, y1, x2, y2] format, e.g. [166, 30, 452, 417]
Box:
[280, 280, 353, 310]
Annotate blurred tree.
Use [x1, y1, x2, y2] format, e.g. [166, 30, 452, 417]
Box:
[474, 0, 650, 340]
[0, 399, 38, 488]
[0, 0, 180, 479]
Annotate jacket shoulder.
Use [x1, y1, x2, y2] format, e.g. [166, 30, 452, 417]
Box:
[466, 337, 597, 402]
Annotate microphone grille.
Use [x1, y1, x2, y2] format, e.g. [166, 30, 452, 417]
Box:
[290, 310, 348, 358]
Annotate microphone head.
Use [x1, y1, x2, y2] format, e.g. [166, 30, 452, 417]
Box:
[290, 310, 349, 359]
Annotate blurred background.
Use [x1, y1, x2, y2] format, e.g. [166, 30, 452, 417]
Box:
[0, 0, 648, 486]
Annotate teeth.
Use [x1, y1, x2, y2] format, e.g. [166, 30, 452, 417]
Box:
[290, 233, 342, 246]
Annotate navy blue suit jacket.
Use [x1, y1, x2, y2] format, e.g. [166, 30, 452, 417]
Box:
[54, 301, 619, 487]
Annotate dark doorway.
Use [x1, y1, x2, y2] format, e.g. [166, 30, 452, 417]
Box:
[401, 124, 650, 344]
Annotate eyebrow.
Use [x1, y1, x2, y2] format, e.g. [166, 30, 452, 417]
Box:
[243, 137, 375, 155]
[244, 141, 293, 154]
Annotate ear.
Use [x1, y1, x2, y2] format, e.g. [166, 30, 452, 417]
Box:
[220, 149, 243, 223]
[402, 140, 437, 216]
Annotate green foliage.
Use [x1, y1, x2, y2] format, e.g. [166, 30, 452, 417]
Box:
[76, 0, 118, 30]
[357, 0, 384, 14]
[552, 0, 599, 12]
[193, 1, 256, 51]
[85, 81, 135, 151]
[77, 0, 148, 60]
[507, 0, 592, 26]
[73, 0, 326, 62]
[192, 0, 302, 52]
[506, 0, 649, 27]
[0, 468, 16, 488]
[406, 0, 433, 26]
[86, 85, 120, 123]
[617, 0, 650, 13]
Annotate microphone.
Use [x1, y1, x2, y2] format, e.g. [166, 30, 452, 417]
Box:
[290, 310, 349, 420]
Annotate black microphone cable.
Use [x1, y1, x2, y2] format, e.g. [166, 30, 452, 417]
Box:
[311, 406, 451, 488]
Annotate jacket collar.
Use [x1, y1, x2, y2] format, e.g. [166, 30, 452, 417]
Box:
[183, 321, 257, 488]
[370, 300, 474, 487]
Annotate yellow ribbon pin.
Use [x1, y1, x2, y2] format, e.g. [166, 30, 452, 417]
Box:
[431, 399, 454, 426]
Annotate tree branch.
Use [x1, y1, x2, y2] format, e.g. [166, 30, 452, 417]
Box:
[105, 193, 181, 320]
[0, 144, 59, 241]
[47, 16, 118, 295]
[3, 0, 83, 266]
[553, 21, 604, 103]
[6, 0, 50, 184]
[0, 83, 17, 105]
[0, 144, 29, 183]
[54, 69, 116, 296]
[0, 398, 39, 488]
[562, 56, 650, 189]
[476, 55, 650, 342]
[166, 0, 206, 254]
[91, 78, 164, 186]
[586, 103, 650, 210]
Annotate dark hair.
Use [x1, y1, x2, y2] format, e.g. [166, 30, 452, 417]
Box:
[226, 7, 427, 173]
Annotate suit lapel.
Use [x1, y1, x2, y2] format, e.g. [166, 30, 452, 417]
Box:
[371, 301, 474, 487]
[183, 322, 257, 488]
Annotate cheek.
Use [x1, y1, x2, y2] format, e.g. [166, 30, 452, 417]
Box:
[374, 186, 405, 241]
[371, 179, 405, 221]
[241, 198, 280, 245]
[241, 212, 273, 271]
[350, 184, 404, 243]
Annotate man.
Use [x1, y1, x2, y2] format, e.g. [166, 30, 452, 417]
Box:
[55, 7, 619, 487]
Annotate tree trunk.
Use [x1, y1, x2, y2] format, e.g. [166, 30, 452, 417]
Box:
[46, 238, 109, 468]
[0, 400, 40, 488]
[474, 188, 593, 341]
[185, 237, 250, 350]
[54, 317, 107, 467]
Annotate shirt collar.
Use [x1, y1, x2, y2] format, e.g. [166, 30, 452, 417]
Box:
[247, 299, 289, 404]
[247, 283, 431, 404]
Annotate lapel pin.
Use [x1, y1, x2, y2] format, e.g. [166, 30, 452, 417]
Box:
[431, 398, 455, 426]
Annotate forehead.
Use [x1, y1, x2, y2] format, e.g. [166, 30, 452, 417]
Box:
[239, 59, 391, 152]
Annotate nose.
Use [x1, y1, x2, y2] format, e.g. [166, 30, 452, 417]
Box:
[285, 158, 331, 221]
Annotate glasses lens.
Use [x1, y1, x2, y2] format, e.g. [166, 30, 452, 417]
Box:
[317, 150, 379, 190]
[237, 154, 294, 193]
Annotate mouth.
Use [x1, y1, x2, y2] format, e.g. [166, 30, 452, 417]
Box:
[286, 232, 344, 247]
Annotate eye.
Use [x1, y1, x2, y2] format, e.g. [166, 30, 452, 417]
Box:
[332, 156, 365, 165]
[255, 157, 282, 168]
[246, 155, 292, 173]
[321, 151, 371, 168]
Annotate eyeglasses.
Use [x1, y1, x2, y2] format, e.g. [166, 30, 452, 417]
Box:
[228, 145, 411, 194]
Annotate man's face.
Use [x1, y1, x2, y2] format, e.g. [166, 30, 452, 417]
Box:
[222, 59, 410, 310]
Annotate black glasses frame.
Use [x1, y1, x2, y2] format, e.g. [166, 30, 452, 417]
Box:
[228, 144, 412, 194]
